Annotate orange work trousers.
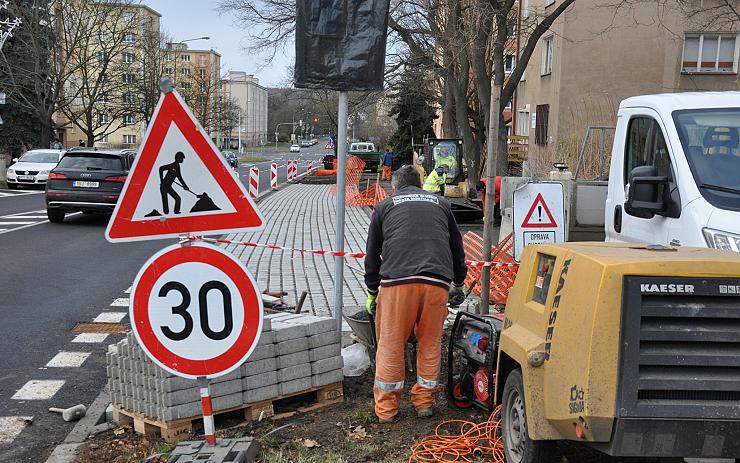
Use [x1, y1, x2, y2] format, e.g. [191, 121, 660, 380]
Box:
[381, 165, 392, 180]
[373, 283, 448, 421]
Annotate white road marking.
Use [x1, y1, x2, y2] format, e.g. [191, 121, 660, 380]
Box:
[93, 312, 126, 323]
[72, 333, 109, 343]
[0, 416, 34, 444]
[12, 380, 65, 400]
[124, 286, 132, 294]
[9, 215, 47, 219]
[110, 298, 129, 307]
[0, 221, 35, 225]
[46, 352, 91, 368]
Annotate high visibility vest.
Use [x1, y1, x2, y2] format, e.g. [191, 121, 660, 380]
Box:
[423, 170, 446, 192]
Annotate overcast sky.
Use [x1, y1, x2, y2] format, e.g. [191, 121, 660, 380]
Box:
[144, 0, 293, 88]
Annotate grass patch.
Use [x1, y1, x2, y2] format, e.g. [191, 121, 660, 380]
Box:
[349, 409, 373, 425]
[258, 442, 349, 463]
[0, 180, 6, 189]
[238, 156, 270, 163]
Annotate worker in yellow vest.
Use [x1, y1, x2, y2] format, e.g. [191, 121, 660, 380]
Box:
[422, 164, 449, 195]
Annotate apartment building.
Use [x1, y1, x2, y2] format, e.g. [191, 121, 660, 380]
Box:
[515, 0, 739, 163]
[56, 3, 162, 149]
[221, 71, 268, 149]
[163, 42, 223, 143]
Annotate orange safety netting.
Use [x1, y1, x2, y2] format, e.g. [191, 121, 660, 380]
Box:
[331, 155, 388, 207]
[463, 232, 519, 306]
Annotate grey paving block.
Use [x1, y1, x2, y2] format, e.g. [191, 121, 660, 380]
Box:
[309, 343, 341, 362]
[249, 343, 276, 361]
[281, 316, 336, 336]
[307, 330, 341, 349]
[243, 370, 277, 390]
[158, 379, 243, 407]
[311, 356, 343, 375]
[256, 330, 275, 345]
[212, 392, 244, 412]
[271, 323, 307, 342]
[277, 351, 310, 369]
[241, 358, 277, 377]
[156, 376, 197, 393]
[243, 384, 279, 404]
[277, 363, 311, 383]
[312, 369, 344, 388]
[279, 377, 312, 396]
[262, 317, 272, 332]
[275, 337, 309, 356]
[158, 402, 203, 422]
[210, 368, 242, 384]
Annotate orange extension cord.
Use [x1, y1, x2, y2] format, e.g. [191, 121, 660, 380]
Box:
[408, 406, 505, 463]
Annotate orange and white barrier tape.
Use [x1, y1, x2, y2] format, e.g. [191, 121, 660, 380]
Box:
[181, 236, 518, 268]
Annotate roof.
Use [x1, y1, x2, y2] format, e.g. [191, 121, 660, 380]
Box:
[63, 147, 134, 156]
[620, 91, 740, 113]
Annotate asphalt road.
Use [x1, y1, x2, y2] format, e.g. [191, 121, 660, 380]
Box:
[0, 142, 329, 462]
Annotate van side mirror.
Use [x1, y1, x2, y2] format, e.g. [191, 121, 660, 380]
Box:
[625, 165, 669, 219]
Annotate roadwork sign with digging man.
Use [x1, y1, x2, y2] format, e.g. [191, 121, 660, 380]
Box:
[145, 151, 221, 217]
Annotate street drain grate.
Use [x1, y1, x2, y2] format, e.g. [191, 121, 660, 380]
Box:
[72, 322, 128, 334]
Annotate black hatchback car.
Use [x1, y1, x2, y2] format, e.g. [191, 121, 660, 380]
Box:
[45, 148, 136, 223]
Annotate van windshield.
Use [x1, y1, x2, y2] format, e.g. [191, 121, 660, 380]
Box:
[673, 108, 740, 211]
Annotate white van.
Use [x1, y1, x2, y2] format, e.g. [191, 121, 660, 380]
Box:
[603, 92, 740, 251]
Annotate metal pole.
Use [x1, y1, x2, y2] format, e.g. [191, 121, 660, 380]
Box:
[480, 76, 501, 315]
[333, 91, 349, 330]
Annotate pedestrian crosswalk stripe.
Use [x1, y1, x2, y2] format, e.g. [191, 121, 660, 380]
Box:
[110, 298, 129, 307]
[46, 352, 91, 368]
[93, 312, 126, 323]
[72, 333, 109, 343]
[0, 189, 42, 197]
[0, 416, 33, 444]
[0, 221, 35, 225]
[9, 215, 46, 219]
[12, 380, 65, 400]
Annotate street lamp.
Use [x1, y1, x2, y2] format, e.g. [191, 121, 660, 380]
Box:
[180, 36, 210, 44]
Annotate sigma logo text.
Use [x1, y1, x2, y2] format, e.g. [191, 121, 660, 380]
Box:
[640, 283, 694, 294]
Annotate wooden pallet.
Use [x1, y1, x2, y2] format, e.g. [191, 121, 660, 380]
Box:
[112, 381, 343, 442]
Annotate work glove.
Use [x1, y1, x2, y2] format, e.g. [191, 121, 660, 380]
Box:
[366, 292, 377, 315]
[448, 283, 466, 307]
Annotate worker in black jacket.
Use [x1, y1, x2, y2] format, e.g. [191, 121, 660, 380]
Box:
[364, 165, 467, 423]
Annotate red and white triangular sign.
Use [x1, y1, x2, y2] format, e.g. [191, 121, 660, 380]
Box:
[521, 193, 557, 228]
[105, 90, 265, 242]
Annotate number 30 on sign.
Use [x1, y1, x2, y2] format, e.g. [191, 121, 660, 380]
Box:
[130, 242, 263, 379]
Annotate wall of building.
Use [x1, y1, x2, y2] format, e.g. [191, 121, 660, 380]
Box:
[222, 71, 268, 149]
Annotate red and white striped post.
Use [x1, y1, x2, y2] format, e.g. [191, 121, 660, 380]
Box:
[270, 162, 278, 189]
[287, 160, 295, 181]
[294, 159, 299, 177]
[249, 166, 259, 199]
[307, 160, 313, 173]
[199, 382, 216, 445]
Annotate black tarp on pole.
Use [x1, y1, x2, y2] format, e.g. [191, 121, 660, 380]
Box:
[295, 0, 390, 91]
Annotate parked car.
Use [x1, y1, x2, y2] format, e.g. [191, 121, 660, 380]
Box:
[300, 140, 311, 147]
[222, 151, 238, 168]
[290, 144, 301, 153]
[45, 148, 136, 223]
[6, 149, 64, 189]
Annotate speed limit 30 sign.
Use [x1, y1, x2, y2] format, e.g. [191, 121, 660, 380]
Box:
[130, 242, 263, 379]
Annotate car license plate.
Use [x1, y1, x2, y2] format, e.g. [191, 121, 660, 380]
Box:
[18, 175, 34, 181]
[73, 181, 99, 188]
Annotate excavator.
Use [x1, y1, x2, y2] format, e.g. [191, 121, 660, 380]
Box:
[413, 138, 483, 222]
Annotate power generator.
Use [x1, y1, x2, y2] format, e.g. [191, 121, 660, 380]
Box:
[447, 312, 503, 414]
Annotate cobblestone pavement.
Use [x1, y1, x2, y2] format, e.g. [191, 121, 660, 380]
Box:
[225, 184, 370, 320]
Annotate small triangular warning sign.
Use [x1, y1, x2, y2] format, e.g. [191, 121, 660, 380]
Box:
[105, 90, 265, 242]
[521, 193, 557, 228]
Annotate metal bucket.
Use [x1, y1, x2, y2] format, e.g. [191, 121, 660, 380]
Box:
[343, 310, 376, 349]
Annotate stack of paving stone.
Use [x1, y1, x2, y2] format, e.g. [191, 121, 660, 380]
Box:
[107, 313, 343, 423]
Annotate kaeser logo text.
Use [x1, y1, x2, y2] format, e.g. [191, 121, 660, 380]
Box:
[640, 283, 694, 293]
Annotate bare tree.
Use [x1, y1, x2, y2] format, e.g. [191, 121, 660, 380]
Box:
[135, 26, 172, 126]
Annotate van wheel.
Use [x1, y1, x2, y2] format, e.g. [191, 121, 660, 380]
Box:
[47, 209, 65, 223]
[502, 369, 552, 463]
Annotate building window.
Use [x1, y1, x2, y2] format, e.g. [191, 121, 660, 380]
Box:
[97, 73, 108, 84]
[181, 54, 191, 62]
[541, 36, 554, 75]
[122, 93, 135, 105]
[122, 73, 136, 84]
[122, 32, 135, 43]
[180, 82, 191, 90]
[96, 10, 106, 21]
[99, 135, 108, 144]
[199, 55, 206, 66]
[100, 92, 109, 103]
[98, 113, 109, 124]
[123, 134, 137, 145]
[181, 68, 191, 76]
[682, 33, 738, 74]
[164, 67, 173, 75]
[96, 51, 107, 63]
[98, 31, 108, 42]
[165, 53, 172, 61]
[122, 114, 135, 125]
[120, 12, 135, 22]
[122, 52, 135, 64]
[505, 54, 516, 74]
[516, 107, 530, 136]
[199, 83, 206, 92]
[535, 104, 549, 145]
[199, 68, 206, 78]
